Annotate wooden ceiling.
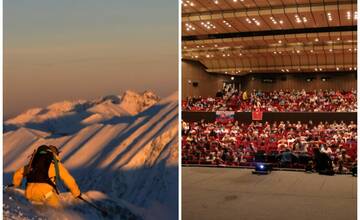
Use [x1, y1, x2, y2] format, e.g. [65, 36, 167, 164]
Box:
[182, 0, 357, 75]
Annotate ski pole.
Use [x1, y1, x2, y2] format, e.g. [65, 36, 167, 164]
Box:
[78, 195, 108, 216]
[4, 184, 14, 190]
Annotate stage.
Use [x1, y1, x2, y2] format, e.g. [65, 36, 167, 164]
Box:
[182, 167, 356, 220]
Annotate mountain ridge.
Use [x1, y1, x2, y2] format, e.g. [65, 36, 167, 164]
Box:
[3, 90, 178, 220]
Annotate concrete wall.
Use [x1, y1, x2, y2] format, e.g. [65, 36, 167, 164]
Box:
[182, 60, 357, 98]
[241, 72, 357, 91]
[182, 60, 230, 98]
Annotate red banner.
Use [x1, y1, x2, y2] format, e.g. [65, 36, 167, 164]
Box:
[252, 111, 263, 120]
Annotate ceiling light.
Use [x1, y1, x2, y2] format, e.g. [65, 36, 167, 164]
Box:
[200, 21, 216, 30]
[185, 23, 196, 31]
[278, 40, 282, 44]
[214, 0, 219, 4]
[327, 12, 333, 21]
[315, 38, 319, 42]
[346, 11, 351, 20]
[336, 67, 340, 71]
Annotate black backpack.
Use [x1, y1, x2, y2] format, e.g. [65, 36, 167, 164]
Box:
[25, 145, 60, 194]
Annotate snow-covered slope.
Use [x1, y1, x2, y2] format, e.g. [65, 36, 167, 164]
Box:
[3, 91, 178, 220]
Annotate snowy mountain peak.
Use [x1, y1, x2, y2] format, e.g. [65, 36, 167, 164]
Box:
[119, 90, 160, 115]
[47, 100, 87, 112]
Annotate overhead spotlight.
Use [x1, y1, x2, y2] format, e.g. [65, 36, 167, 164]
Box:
[231, 76, 235, 80]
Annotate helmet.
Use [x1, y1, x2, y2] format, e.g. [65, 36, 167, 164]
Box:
[48, 145, 60, 155]
[37, 145, 60, 155]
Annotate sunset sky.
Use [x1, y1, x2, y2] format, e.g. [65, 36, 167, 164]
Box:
[4, 0, 177, 119]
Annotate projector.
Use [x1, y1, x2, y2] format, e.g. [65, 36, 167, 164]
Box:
[252, 163, 272, 175]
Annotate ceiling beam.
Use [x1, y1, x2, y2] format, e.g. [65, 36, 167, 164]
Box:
[182, 1, 356, 20]
[182, 26, 357, 41]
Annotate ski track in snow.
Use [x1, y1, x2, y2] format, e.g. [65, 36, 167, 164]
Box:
[4, 91, 178, 220]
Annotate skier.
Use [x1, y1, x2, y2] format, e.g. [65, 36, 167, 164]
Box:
[11, 145, 81, 208]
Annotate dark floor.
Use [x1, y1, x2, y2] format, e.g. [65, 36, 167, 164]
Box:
[182, 167, 357, 220]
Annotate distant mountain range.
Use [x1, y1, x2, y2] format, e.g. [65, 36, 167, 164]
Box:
[3, 90, 178, 220]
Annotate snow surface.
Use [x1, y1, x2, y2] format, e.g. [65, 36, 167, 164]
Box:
[3, 91, 178, 220]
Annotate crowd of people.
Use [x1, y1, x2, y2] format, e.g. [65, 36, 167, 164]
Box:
[183, 89, 357, 112]
[182, 120, 357, 173]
